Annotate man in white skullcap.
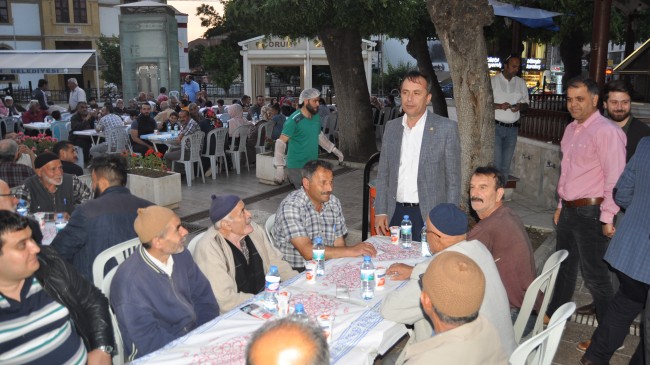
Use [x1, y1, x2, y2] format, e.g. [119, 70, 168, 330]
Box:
[273, 88, 344, 188]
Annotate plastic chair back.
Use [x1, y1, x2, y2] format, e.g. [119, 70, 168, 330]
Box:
[92, 237, 140, 289]
[202, 128, 228, 178]
[265, 214, 276, 246]
[173, 131, 205, 187]
[509, 302, 575, 365]
[188, 232, 206, 256]
[106, 127, 131, 154]
[226, 125, 251, 174]
[513, 249, 569, 343]
[255, 121, 274, 154]
[51, 121, 69, 141]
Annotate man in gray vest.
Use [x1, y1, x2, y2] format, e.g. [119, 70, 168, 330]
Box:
[15, 152, 92, 216]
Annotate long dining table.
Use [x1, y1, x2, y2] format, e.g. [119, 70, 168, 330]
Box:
[131, 236, 429, 365]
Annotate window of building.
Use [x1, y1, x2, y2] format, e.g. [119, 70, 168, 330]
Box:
[73, 0, 87, 23]
[0, 0, 10, 23]
[55, 0, 88, 24]
[55, 0, 70, 23]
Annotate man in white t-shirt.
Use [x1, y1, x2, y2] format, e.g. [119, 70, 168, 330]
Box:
[491, 55, 529, 180]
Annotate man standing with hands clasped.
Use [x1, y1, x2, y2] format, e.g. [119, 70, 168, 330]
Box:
[492, 55, 529, 180]
[545, 76, 626, 353]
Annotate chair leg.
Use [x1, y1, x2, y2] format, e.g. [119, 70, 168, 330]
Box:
[198, 160, 205, 184]
[185, 162, 193, 187]
[244, 152, 250, 172]
[210, 157, 217, 180]
[221, 156, 229, 177]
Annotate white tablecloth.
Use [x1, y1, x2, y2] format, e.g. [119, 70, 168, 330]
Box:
[131, 236, 428, 365]
[23, 122, 51, 134]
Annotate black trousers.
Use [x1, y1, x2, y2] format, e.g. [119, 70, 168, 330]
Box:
[389, 204, 423, 242]
[584, 269, 648, 365]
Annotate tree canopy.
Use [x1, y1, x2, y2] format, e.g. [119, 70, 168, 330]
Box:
[96, 35, 121, 87]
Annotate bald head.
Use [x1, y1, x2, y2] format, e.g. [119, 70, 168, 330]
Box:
[246, 318, 328, 365]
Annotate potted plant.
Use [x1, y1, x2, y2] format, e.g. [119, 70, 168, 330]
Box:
[124, 149, 182, 208]
[16, 133, 57, 154]
[256, 138, 277, 185]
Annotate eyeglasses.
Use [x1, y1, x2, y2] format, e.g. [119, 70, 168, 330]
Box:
[0, 193, 17, 198]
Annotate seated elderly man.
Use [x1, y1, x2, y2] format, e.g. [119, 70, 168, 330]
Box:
[0, 139, 35, 188]
[0, 211, 115, 364]
[15, 152, 92, 215]
[195, 195, 297, 312]
[246, 317, 329, 365]
[52, 141, 84, 176]
[381, 204, 516, 356]
[110, 206, 219, 360]
[273, 159, 376, 271]
[399, 251, 508, 364]
[467, 166, 536, 321]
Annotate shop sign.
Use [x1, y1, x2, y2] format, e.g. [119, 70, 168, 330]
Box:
[487, 57, 502, 69]
[524, 58, 543, 70]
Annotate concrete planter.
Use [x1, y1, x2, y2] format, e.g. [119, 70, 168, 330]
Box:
[256, 152, 277, 185]
[127, 171, 182, 209]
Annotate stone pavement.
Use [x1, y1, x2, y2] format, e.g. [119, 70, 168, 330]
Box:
[173, 164, 639, 365]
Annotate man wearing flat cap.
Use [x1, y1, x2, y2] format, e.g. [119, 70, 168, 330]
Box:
[194, 195, 297, 312]
[399, 252, 508, 364]
[273, 88, 344, 188]
[110, 206, 219, 360]
[381, 203, 516, 356]
[15, 152, 92, 215]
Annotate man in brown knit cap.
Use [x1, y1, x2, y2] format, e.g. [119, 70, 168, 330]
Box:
[399, 251, 508, 364]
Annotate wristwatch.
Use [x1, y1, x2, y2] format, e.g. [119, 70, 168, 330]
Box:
[96, 345, 114, 355]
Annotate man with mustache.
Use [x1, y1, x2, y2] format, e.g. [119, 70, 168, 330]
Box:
[50, 155, 152, 281]
[273, 88, 344, 188]
[274, 160, 376, 271]
[466, 166, 536, 323]
[110, 206, 219, 360]
[15, 152, 92, 216]
[194, 195, 297, 312]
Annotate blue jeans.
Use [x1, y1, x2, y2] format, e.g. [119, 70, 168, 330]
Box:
[494, 124, 518, 178]
[547, 205, 613, 323]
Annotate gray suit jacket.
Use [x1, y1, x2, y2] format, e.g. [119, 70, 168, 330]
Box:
[375, 112, 461, 222]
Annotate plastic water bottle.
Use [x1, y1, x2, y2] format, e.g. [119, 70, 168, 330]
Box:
[360, 255, 375, 300]
[167, 121, 172, 132]
[173, 124, 179, 137]
[421, 226, 432, 257]
[263, 265, 280, 312]
[312, 237, 325, 277]
[291, 303, 310, 324]
[400, 215, 412, 249]
[55, 213, 67, 233]
[16, 199, 29, 216]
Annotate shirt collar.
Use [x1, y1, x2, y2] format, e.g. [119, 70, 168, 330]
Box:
[140, 245, 174, 276]
[575, 110, 602, 129]
[401, 110, 428, 130]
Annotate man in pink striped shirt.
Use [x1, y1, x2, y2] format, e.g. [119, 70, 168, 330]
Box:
[546, 76, 626, 354]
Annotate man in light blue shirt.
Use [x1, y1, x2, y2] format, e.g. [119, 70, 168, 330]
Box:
[182, 75, 200, 103]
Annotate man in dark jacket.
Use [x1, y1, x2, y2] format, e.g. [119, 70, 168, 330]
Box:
[0, 211, 114, 364]
[51, 155, 153, 281]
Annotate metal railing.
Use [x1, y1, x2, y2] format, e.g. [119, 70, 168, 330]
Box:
[518, 93, 571, 144]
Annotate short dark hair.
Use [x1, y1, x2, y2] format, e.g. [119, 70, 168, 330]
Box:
[472, 166, 506, 189]
[433, 305, 479, 326]
[0, 211, 30, 254]
[271, 103, 281, 112]
[401, 70, 431, 94]
[38, 79, 48, 88]
[302, 160, 333, 180]
[245, 318, 329, 365]
[217, 99, 224, 106]
[103, 103, 114, 114]
[603, 80, 633, 102]
[169, 111, 179, 118]
[52, 141, 74, 156]
[51, 110, 61, 120]
[90, 155, 128, 187]
[280, 105, 292, 116]
[179, 109, 190, 117]
[160, 87, 167, 94]
[504, 54, 521, 66]
[566, 76, 600, 96]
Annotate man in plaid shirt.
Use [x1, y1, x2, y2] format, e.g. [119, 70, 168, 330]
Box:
[90, 104, 127, 158]
[0, 139, 34, 188]
[273, 160, 376, 271]
[164, 109, 200, 165]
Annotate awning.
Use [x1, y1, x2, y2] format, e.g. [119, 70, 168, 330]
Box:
[0, 50, 95, 74]
[489, 0, 562, 31]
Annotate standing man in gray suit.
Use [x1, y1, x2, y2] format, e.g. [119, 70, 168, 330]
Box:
[374, 70, 461, 241]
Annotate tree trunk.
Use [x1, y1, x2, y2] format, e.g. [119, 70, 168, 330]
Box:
[560, 29, 585, 89]
[427, 0, 494, 211]
[319, 28, 377, 162]
[406, 34, 448, 117]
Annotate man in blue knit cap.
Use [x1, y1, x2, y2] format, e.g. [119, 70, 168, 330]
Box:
[381, 203, 516, 357]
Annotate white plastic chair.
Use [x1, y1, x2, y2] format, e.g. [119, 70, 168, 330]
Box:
[92, 238, 140, 365]
[51, 121, 69, 141]
[106, 127, 132, 154]
[509, 302, 576, 365]
[5, 116, 22, 133]
[513, 249, 569, 343]
[171, 131, 206, 187]
[44, 115, 54, 123]
[265, 214, 276, 246]
[255, 121, 274, 154]
[226, 125, 250, 174]
[188, 232, 206, 256]
[202, 128, 229, 179]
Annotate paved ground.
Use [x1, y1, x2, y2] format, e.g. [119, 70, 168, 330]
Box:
[172, 162, 639, 365]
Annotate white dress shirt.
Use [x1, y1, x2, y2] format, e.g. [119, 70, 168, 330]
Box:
[396, 110, 427, 203]
[491, 72, 529, 123]
[68, 86, 87, 111]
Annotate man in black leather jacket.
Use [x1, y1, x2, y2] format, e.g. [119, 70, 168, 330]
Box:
[0, 211, 114, 364]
